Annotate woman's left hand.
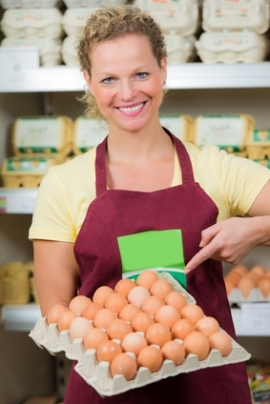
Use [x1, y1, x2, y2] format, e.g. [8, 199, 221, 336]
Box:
[184, 216, 270, 273]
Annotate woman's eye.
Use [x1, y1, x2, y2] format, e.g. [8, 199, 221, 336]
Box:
[102, 77, 114, 84]
[137, 72, 148, 79]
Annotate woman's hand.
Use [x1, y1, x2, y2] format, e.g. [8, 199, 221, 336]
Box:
[184, 216, 270, 274]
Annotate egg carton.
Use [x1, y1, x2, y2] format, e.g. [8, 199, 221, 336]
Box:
[1, 38, 62, 67]
[164, 34, 197, 64]
[246, 129, 270, 160]
[228, 288, 270, 304]
[0, 0, 61, 7]
[195, 31, 269, 64]
[72, 116, 109, 154]
[62, 0, 126, 8]
[133, 0, 200, 37]
[202, 0, 270, 34]
[29, 271, 250, 396]
[1, 8, 64, 39]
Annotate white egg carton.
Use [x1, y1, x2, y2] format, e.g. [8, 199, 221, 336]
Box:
[61, 8, 99, 37]
[61, 36, 79, 66]
[202, 0, 270, 34]
[1, 37, 62, 67]
[164, 34, 197, 64]
[195, 31, 269, 64]
[0, 8, 64, 39]
[134, 0, 200, 36]
[62, 0, 126, 8]
[228, 288, 270, 304]
[29, 271, 250, 396]
[0, 0, 60, 8]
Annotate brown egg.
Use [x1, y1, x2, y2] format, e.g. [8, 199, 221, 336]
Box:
[136, 270, 159, 289]
[106, 319, 133, 340]
[183, 331, 210, 361]
[110, 353, 137, 381]
[93, 308, 118, 329]
[83, 327, 109, 350]
[104, 292, 128, 314]
[180, 304, 204, 325]
[150, 279, 174, 300]
[238, 275, 256, 297]
[161, 340, 185, 366]
[69, 316, 93, 340]
[146, 323, 172, 347]
[137, 345, 163, 373]
[225, 272, 241, 285]
[57, 309, 77, 332]
[96, 340, 122, 363]
[47, 304, 68, 325]
[119, 304, 141, 322]
[231, 264, 248, 276]
[141, 295, 164, 316]
[82, 302, 103, 320]
[250, 265, 266, 278]
[209, 331, 232, 357]
[114, 278, 136, 297]
[92, 286, 114, 306]
[127, 286, 151, 308]
[121, 332, 148, 356]
[131, 312, 154, 333]
[257, 277, 270, 297]
[164, 291, 187, 313]
[265, 271, 270, 278]
[224, 278, 236, 295]
[195, 316, 220, 338]
[171, 318, 195, 340]
[155, 305, 181, 330]
[69, 295, 91, 315]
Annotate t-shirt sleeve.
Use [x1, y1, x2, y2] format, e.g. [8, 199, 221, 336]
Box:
[29, 167, 76, 242]
[209, 146, 270, 217]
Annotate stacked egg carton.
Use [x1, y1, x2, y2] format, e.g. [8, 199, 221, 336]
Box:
[133, 0, 200, 64]
[72, 116, 109, 154]
[159, 115, 194, 143]
[0, 0, 64, 67]
[30, 270, 251, 396]
[196, 0, 270, 64]
[246, 128, 270, 167]
[61, 0, 128, 66]
[191, 114, 255, 155]
[1, 115, 73, 187]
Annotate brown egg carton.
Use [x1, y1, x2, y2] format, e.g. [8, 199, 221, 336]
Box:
[29, 271, 251, 396]
[228, 288, 270, 304]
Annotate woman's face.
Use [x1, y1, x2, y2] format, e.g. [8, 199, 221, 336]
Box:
[83, 34, 167, 134]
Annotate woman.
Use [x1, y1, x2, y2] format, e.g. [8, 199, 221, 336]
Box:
[29, 5, 270, 404]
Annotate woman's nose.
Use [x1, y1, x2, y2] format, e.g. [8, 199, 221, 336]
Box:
[119, 80, 135, 101]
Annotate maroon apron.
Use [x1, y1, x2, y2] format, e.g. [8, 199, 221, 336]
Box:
[65, 132, 251, 404]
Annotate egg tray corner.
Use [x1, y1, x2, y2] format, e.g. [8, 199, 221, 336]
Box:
[29, 271, 251, 396]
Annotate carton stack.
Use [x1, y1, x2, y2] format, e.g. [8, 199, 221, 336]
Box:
[0, 0, 63, 66]
[196, 0, 270, 64]
[133, 0, 200, 64]
[1, 115, 73, 187]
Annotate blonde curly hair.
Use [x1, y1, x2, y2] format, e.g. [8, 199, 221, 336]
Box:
[77, 5, 167, 120]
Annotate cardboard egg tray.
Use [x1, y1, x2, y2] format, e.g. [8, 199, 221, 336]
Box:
[228, 288, 270, 304]
[29, 272, 251, 396]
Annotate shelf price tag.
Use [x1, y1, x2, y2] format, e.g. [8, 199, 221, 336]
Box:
[241, 303, 270, 336]
[0, 47, 39, 73]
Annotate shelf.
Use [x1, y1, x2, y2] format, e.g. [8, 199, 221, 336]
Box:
[1, 303, 270, 335]
[0, 188, 38, 214]
[0, 63, 270, 92]
[1, 304, 41, 332]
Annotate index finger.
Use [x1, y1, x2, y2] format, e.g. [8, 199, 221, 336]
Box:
[184, 243, 216, 274]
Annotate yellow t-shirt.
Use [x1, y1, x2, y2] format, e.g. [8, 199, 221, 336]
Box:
[29, 142, 270, 242]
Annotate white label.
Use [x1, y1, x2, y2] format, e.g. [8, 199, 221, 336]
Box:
[0, 47, 39, 72]
[241, 303, 270, 336]
[159, 116, 185, 141]
[196, 116, 245, 148]
[16, 118, 61, 151]
[76, 119, 108, 150]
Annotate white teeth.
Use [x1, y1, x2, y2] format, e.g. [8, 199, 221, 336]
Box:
[119, 103, 144, 113]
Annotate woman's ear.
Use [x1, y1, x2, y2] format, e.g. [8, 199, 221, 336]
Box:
[83, 70, 95, 96]
[160, 57, 167, 85]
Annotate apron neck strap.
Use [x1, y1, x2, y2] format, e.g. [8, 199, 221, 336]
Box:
[95, 131, 195, 196]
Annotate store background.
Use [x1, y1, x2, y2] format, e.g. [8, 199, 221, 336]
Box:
[0, 0, 270, 403]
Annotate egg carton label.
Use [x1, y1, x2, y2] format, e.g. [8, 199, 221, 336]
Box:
[29, 271, 251, 396]
[73, 117, 108, 154]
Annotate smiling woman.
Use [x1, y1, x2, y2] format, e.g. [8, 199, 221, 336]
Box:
[29, 4, 270, 404]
